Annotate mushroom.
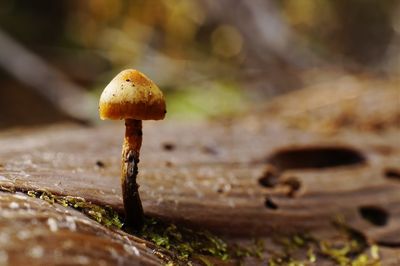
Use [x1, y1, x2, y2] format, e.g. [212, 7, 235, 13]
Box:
[99, 69, 166, 229]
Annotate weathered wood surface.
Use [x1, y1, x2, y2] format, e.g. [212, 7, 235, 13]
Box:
[0, 191, 162, 265]
[0, 77, 399, 265]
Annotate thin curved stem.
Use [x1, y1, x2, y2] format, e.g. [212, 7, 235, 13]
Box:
[122, 119, 144, 229]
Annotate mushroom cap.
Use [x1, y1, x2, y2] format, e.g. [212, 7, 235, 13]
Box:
[99, 69, 166, 120]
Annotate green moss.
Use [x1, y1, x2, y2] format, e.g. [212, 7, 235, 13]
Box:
[318, 215, 380, 266]
[138, 218, 230, 263]
[1, 187, 383, 266]
[307, 247, 316, 263]
[231, 239, 265, 261]
[27, 189, 123, 229]
[23, 189, 240, 264]
[266, 219, 381, 266]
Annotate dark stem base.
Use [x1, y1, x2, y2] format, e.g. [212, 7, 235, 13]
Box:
[122, 119, 144, 230]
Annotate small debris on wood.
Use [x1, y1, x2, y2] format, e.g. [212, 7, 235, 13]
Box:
[95, 160, 105, 168]
[162, 142, 176, 151]
[164, 161, 174, 167]
[265, 197, 278, 210]
[201, 145, 219, 155]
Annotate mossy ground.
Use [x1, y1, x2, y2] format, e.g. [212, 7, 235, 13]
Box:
[27, 189, 123, 228]
[267, 230, 380, 266]
[0, 187, 382, 266]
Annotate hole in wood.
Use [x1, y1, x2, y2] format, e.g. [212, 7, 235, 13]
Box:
[258, 167, 302, 197]
[359, 205, 389, 226]
[162, 142, 176, 151]
[265, 197, 278, 210]
[282, 177, 301, 197]
[376, 240, 400, 248]
[258, 167, 279, 188]
[95, 160, 105, 168]
[384, 168, 400, 180]
[267, 146, 366, 171]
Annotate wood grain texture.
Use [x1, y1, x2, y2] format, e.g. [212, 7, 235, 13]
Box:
[0, 76, 399, 265]
[0, 191, 163, 265]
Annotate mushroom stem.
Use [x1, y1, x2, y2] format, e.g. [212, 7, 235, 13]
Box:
[122, 118, 144, 229]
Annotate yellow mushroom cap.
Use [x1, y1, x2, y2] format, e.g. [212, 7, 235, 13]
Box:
[99, 69, 166, 120]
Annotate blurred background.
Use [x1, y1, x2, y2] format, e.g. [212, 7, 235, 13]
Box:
[0, 0, 399, 128]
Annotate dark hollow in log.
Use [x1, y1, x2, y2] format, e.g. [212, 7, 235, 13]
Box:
[359, 205, 389, 226]
[384, 168, 400, 180]
[267, 146, 366, 171]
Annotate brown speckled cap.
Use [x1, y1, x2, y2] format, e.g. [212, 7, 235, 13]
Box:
[99, 69, 166, 120]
